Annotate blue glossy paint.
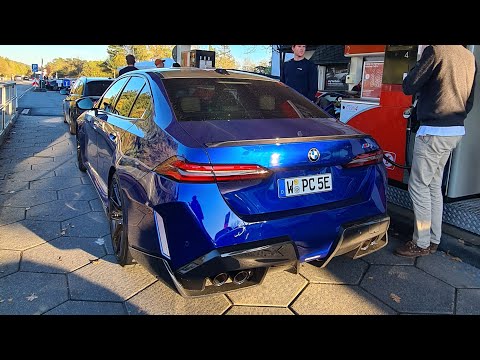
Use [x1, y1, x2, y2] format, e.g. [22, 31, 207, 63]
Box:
[76, 68, 388, 274]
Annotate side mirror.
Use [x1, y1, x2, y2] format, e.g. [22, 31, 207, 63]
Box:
[77, 97, 94, 110]
[59, 89, 68, 95]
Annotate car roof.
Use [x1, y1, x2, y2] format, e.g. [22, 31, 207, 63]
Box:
[130, 68, 278, 82]
[80, 77, 114, 82]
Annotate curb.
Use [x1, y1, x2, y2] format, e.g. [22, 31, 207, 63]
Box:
[388, 202, 480, 269]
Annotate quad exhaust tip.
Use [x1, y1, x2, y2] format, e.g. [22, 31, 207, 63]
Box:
[211, 270, 252, 286]
[211, 273, 229, 286]
[232, 270, 250, 285]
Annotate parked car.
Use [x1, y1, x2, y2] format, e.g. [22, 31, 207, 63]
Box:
[62, 77, 114, 134]
[45, 78, 60, 90]
[75, 68, 389, 297]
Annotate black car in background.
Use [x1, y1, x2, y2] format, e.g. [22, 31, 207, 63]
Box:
[62, 76, 114, 134]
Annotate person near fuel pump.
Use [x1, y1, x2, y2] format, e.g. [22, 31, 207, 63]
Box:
[395, 45, 477, 257]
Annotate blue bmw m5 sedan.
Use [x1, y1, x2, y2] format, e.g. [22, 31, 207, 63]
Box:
[75, 67, 389, 297]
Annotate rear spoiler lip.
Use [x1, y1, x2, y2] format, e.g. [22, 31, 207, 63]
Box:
[205, 134, 368, 148]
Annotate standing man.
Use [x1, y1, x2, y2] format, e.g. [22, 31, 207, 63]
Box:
[119, 54, 138, 76]
[395, 45, 477, 257]
[281, 45, 318, 101]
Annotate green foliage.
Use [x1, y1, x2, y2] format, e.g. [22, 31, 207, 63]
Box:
[80, 61, 111, 77]
[0, 56, 30, 77]
[147, 45, 174, 60]
[214, 45, 237, 69]
[46, 57, 86, 77]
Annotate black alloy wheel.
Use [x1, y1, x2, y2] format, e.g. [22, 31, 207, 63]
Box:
[76, 134, 87, 172]
[108, 173, 133, 265]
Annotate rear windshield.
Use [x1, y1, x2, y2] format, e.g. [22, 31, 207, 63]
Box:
[162, 78, 329, 121]
[85, 80, 114, 96]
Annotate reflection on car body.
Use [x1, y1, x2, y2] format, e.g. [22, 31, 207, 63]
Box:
[62, 76, 114, 135]
[75, 67, 389, 297]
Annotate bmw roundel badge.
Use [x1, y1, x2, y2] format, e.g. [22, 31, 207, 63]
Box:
[308, 148, 320, 162]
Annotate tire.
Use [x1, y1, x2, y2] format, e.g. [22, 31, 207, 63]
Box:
[76, 133, 87, 172]
[108, 173, 133, 266]
[69, 115, 76, 135]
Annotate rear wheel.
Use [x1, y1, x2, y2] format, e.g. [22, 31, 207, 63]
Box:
[108, 173, 133, 266]
[69, 114, 76, 135]
[76, 133, 87, 172]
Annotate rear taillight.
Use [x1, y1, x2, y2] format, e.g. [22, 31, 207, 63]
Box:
[154, 156, 271, 183]
[343, 149, 384, 168]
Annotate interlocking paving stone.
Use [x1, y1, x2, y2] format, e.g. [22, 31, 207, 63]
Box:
[31, 162, 78, 172]
[226, 306, 294, 315]
[81, 176, 92, 185]
[61, 212, 109, 238]
[5, 169, 54, 182]
[0, 179, 29, 194]
[89, 199, 104, 212]
[102, 236, 114, 255]
[362, 235, 416, 265]
[417, 252, 480, 288]
[456, 289, 480, 315]
[44, 301, 127, 315]
[291, 284, 396, 315]
[0, 250, 21, 278]
[21, 237, 107, 273]
[29, 176, 82, 191]
[58, 185, 99, 201]
[0, 189, 57, 207]
[53, 155, 76, 164]
[26, 200, 91, 222]
[0, 272, 68, 315]
[126, 280, 231, 315]
[54, 167, 88, 178]
[0, 162, 34, 174]
[360, 265, 455, 314]
[300, 256, 368, 284]
[0, 219, 62, 250]
[68, 255, 157, 301]
[227, 270, 308, 307]
[0, 206, 25, 227]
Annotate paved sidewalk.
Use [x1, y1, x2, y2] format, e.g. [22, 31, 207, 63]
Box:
[1, 90, 479, 315]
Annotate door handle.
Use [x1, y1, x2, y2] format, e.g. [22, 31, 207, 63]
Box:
[109, 133, 117, 143]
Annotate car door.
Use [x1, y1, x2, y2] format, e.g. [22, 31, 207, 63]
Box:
[96, 76, 146, 190]
[86, 77, 129, 196]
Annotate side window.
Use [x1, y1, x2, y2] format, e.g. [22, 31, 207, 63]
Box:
[114, 77, 145, 117]
[98, 77, 129, 113]
[129, 84, 153, 129]
[75, 80, 84, 95]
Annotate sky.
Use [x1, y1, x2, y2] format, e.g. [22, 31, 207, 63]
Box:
[0, 45, 272, 66]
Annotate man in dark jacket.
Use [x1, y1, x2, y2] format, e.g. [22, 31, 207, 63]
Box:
[395, 45, 477, 257]
[119, 54, 138, 76]
[281, 45, 318, 101]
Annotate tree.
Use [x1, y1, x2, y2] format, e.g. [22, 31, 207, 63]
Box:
[240, 58, 256, 72]
[81, 61, 111, 77]
[214, 45, 237, 69]
[147, 45, 174, 60]
[45, 58, 86, 77]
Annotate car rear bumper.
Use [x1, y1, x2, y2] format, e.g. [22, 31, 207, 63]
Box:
[130, 214, 389, 297]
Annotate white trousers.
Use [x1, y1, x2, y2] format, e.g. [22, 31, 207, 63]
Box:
[408, 135, 463, 249]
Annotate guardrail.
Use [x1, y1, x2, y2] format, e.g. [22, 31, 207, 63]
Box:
[0, 81, 18, 136]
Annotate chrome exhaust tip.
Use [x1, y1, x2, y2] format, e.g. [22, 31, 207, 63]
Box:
[232, 270, 250, 285]
[211, 273, 229, 286]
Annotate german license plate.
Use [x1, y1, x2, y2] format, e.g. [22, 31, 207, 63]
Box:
[278, 174, 332, 198]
